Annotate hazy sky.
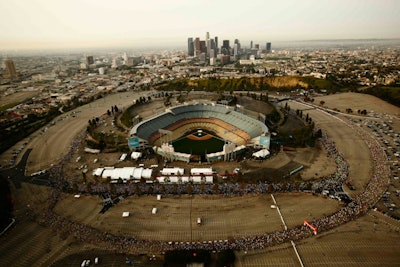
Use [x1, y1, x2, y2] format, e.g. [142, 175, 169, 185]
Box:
[1, 0, 399, 50]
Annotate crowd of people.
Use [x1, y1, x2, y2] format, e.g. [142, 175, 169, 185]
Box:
[31, 114, 392, 254]
[76, 132, 349, 198]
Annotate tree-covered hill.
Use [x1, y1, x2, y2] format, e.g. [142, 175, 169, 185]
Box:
[157, 76, 342, 93]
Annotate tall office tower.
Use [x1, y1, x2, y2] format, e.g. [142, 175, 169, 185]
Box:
[3, 59, 17, 78]
[266, 42, 272, 53]
[206, 32, 213, 57]
[222, 40, 230, 55]
[194, 37, 201, 56]
[234, 43, 239, 57]
[234, 39, 241, 54]
[250, 40, 253, 49]
[199, 41, 207, 53]
[187, 37, 194, 56]
[214, 36, 218, 53]
[206, 39, 212, 57]
[210, 39, 216, 58]
[209, 49, 215, 59]
[86, 56, 94, 66]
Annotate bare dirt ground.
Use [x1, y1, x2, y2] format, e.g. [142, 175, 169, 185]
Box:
[287, 145, 337, 180]
[2, 91, 400, 266]
[313, 92, 400, 116]
[53, 193, 340, 242]
[236, 210, 400, 266]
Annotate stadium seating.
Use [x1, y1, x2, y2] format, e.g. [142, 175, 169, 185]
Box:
[131, 103, 268, 145]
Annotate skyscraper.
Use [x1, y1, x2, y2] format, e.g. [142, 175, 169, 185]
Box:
[3, 59, 17, 78]
[206, 39, 212, 57]
[86, 56, 94, 66]
[250, 40, 253, 49]
[222, 40, 230, 55]
[234, 43, 239, 57]
[234, 39, 241, 55]
[187, 37, 194, 56]
[266, 42, 272, 53]
[210, 39, 216, 58]
[194, 38, 201, 56]
[214, 36, 218, 54]
[199, 41, 207, 53]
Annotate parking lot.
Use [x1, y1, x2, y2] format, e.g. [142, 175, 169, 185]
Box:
[54, 193, 340, 242]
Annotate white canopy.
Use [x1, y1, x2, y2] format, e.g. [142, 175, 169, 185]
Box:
[92, 168, 104, 176]
[160, 167, 184, 175]
[252, 149, 270, 158]
[97, 166, 152, 180]
[190, 168, 213, 175]
[84, 147, 100, 154]
[131, 151, 142, 160]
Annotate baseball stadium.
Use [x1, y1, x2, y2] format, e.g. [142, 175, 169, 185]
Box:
[129, 101, 270, 162]
[1, 91, 399, 266]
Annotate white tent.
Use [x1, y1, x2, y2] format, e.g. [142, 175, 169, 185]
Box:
[122, 212, 130, 217]
[205, 176, 213, 183]
[156, 176, 166, 183]
[92, 168, 104, 176]
[141, 169, 153, 179]
[181, 176, 190, 183]
[98, 167, 152, 181]
[160, 167, 184, 175]
[190, 168, 213, 175]
[84, 147, 100, 154]
[131, 151, 142, 160]
[192, 176, 202, 183]
[102, 168, 115, 179]
[252, 149, 270, 158]
[133, 167, 143, 179]
[169, 176, 179, 183]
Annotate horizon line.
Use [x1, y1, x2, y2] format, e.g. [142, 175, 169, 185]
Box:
[1, 37, 400, 54]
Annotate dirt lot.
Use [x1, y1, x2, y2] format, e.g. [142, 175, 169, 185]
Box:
[236, 210, 400, 266]
[313, 92, 400, 116]
[53, 193, 340, 242]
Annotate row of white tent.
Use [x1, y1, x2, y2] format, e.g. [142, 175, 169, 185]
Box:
[118, 152, 143, 161]
[92, 166, 215, 183]
[93, 167, 152, 180]
[156, 175, 213, 184]
[160, 167, 213, 176]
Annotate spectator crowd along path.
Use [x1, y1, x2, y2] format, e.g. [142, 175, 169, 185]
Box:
[28, 104, 392, 254]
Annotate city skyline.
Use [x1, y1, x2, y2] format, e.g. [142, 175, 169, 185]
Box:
[0, 0, 399, 51]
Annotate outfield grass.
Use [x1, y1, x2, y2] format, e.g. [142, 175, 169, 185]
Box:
[172, 135, 225, 155]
